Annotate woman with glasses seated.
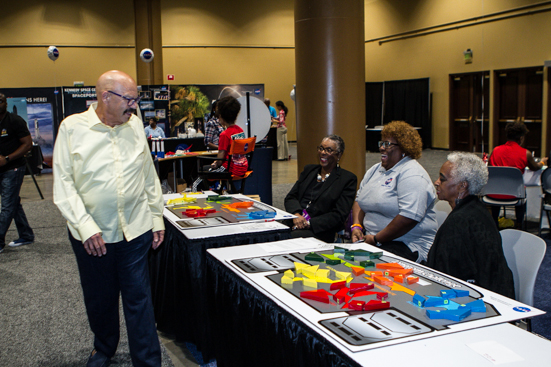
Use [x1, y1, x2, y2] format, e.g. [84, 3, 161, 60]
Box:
[284, 134, 357, 243]
[351, 121, 437, 263]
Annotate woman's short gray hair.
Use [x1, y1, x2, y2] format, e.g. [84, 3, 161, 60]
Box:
[447, 152, 488, 195]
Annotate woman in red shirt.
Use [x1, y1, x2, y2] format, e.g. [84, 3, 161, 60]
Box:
[489, 121, 547, 228]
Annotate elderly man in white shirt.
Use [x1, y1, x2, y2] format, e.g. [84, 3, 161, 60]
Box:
[53, 70, 164, 367]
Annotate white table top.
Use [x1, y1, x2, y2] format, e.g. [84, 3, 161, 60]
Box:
[208, 240, 550, 366]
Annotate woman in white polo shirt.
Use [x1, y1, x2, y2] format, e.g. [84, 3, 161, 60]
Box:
[350, 121, 437, 263]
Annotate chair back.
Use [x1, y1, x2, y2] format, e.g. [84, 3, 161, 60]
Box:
[541, 167, 551, 195]
[481, 166, 526, 198]
[229, 136, 256, 155]
[434, 200, 452, 229]
[500, 229, 547, 305]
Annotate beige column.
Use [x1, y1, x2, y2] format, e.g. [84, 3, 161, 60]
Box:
[134, 0, 163, 85]
[294, 0, 366, 182]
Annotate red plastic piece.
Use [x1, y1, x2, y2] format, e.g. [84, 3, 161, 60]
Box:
[349, 300, 365, 311]
[300, 290, 330, 304]
[376, 292, 389, 300]
[349, 283, 375, 295]
[330, 281, 347, 291]
[364, 300, 390, 311]
[333, 287, 349, 304]
[406, 276, 419, 285]
[350, 290, 378, 298]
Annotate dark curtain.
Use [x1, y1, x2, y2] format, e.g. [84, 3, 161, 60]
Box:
[383, 78, 431, 148]
[365, 82, 383, 127]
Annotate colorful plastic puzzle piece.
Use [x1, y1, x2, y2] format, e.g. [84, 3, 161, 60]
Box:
[412, 294, 426, 307]
[302, 265, 320, 279]
[284, 270, 294, 278]
[369, 252, 383, 259]
[373, 275, 393, 286]
[206, 195, 232, 202]
[366, 270, 383, 277]
[349, 300, 365, 311]
[454, 289, 470, 298]
[375, 262, 404, 270]
[440, 289, 457, 299]
[406, 276, 419, 285]
[333, 287, 349, 304]
[300, 290, 330, 304]
[344, 253, 354, 261]
[326, 259, 341, 266]
[348, 283, 375, 295]
[426, 307, 471, 321]
[364, 300, 390, 311]
[466, 299, 487, 313]
[360, 260, 375, 268]
[424, 296, 448, 307]
[330, 281, 347, 291]
[281, 276, 294, 285]
[393, 274, 404, 283]
[388, 268, 414, 277]
[305, 252, 325, 262]
[376, 292, 389, 300]
[351, 266, 365, 276]
[302, 278, 318, 288]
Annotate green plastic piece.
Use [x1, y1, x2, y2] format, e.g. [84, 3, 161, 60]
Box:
[206, 195, 232, 202]
[305, 252, 325, 262]
[326, 259, 341, 265]
[344, 253, 354, 261]
[360, 260, 375, 268]
[369, 251, 383, 259]
[351, 250, 371, 257]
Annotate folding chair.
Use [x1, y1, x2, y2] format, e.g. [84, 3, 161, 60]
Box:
[539, 168, 551, 236]
[434, 200, 452, 229]
[480, 166, 526, 229]
[197, 136, 256, 194]
[500, 229, 547, 331]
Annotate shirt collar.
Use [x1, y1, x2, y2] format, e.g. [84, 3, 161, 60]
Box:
[378, 155, 412, 173]
[87, 102, 131, 131]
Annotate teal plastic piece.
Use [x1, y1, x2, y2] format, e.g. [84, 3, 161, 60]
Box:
[360, 260, 375, 268]
[350, 250, 371, 257]
[369, 251, 383, 259]
[326, 259, 341, 265]
[305, 252, 325, 262]
[344, 253, 355, 261]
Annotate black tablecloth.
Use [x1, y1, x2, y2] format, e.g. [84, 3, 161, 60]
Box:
[148, 218, 291, 356]
[204, 253, 360, 367]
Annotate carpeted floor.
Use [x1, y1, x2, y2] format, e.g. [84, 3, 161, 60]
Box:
[0, 200, 174, 367]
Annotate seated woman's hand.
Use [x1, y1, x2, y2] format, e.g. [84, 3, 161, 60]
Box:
[351, 227, 364, 242]
[292, 214, 310, 230]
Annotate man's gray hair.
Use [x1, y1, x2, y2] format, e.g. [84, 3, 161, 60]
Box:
[447, 152, 488, 195]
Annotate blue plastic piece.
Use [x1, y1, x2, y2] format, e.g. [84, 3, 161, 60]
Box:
[412, 294, 426, 307]
[424, 296, 447, 307]
[454, 289, 470, 298]
[440, 289, 457, 299]
[466, 299, 487, 313]
[426, 307, 472, 321]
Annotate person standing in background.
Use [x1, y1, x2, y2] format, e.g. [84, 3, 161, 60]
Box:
[0, 93, 34, 253]
[204, 100, 225, 150]
[275, 100, 290, 160]
[264, 98, 278, 120]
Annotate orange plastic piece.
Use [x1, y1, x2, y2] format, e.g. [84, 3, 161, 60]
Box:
[390, 282, 415, 296]
[373, 275, 393, 286]
[364, 300, 390, 311]
[406, 276, 419, 285]
[375, 262, 404, 270]
[351, 266, 365, 276]
[229, 201, 254, 208]
[394, 274, 404, 283]
[366, 270, 383, 277]
[387, 268, 414, 277]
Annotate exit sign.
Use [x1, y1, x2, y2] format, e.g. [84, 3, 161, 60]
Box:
[167, 74, 174, 81]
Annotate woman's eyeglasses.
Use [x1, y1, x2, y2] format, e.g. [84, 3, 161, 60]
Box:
[378, 141, 399, 149]
[317, 146, 338, 155]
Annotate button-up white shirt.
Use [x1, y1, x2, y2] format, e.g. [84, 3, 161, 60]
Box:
[53, 103, 164, 243]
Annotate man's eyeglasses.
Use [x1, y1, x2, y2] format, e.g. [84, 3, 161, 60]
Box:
[107, 91, 141, 106]
[317, 146, 338, 155]
[378, 141, 399, 149]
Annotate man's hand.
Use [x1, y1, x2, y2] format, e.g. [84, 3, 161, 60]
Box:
[152, 230, 165, 250]
[84, 233, 106, 257]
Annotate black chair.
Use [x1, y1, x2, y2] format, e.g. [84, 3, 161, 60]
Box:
[480, 166, 526, 229]
[539, 167, 551, 235]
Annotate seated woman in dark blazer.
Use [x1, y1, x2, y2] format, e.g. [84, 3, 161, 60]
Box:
[284, 134, 357, 243]
[428, 152, 515, 298]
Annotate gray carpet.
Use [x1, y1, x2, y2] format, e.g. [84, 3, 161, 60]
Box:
[0, 200, 174, 367]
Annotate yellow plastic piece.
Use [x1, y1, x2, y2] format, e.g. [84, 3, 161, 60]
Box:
[333, 270, 352, 280]
[166, 195, 197, 205]
[314, 277, 334, 284]
[293, 277, 304, 282]
[294, 262, 309, 274]
[302, 278, 318, 288]
[284, 270, 295, 278]
[281, 276, 294, 285]
[302, 265, 320, 279]
[316, 269, 330, 278]
[390, 282, 415, 296]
